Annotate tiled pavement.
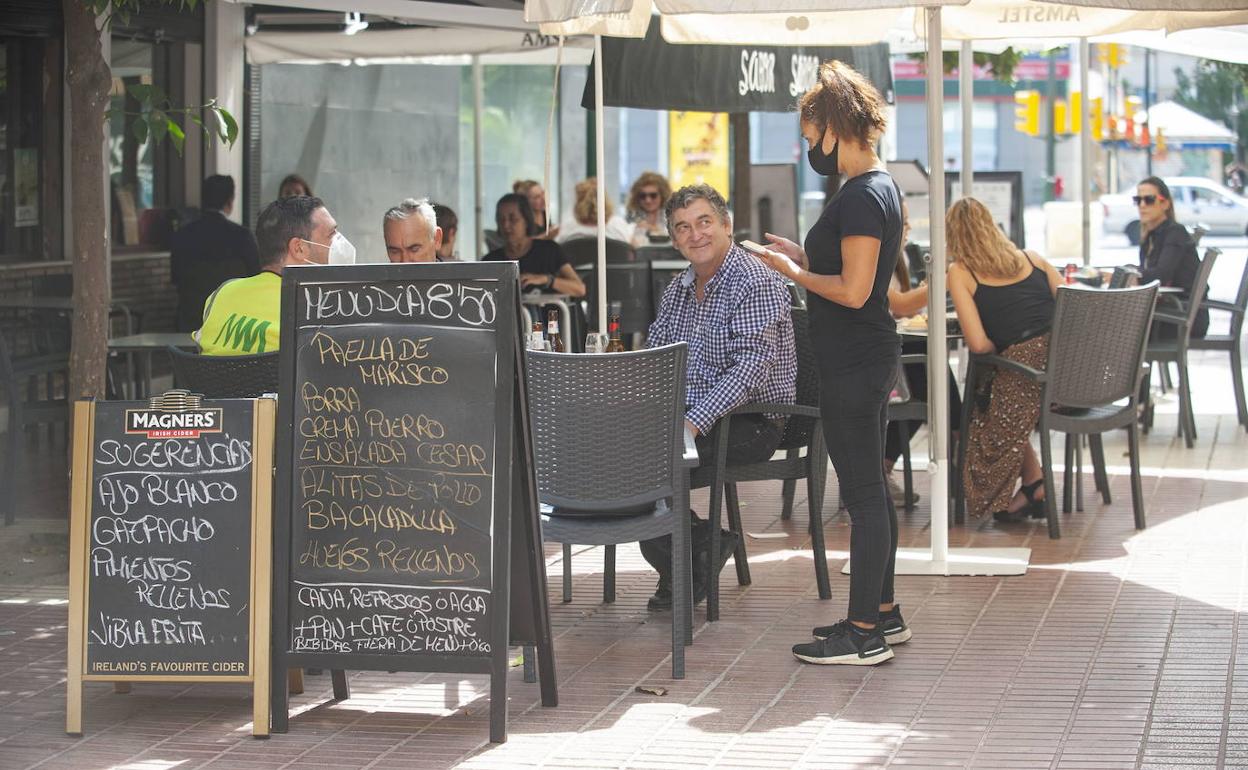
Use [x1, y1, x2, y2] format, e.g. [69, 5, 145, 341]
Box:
[1, 350, 1246, 769]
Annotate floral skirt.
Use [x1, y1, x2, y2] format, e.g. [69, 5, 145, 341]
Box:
[963, 334, 1049, 519]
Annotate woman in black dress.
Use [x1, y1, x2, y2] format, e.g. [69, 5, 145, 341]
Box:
[753, 61, 905, 666]
[483, 193, 585, 298]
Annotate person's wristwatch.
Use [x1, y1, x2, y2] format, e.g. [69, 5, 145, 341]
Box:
[546, 274, 556, 289]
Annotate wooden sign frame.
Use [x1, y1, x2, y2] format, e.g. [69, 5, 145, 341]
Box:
[66, 396, 275, 737]
[270, 262, 556, 743]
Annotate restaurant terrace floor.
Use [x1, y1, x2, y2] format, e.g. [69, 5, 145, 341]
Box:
[1, 344, 1246, 770]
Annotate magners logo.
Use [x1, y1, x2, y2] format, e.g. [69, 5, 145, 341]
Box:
[125, 408, 223, 439]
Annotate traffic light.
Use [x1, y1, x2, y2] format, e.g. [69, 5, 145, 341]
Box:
[1091, 97, 1104, 141]
[1014, 90, 1040, 136]
[1098, 43, 1127, 69]
[1069, 92, 1082, 135]
[1155, 129, 1167, 158]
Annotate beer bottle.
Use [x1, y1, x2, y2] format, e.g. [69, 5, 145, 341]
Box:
[546, 309, 565, 353]
[605, 312, 626, 353]
[529, 322, 546, 351]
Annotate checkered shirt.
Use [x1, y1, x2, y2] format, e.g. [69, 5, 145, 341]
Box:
[647, 243, 797, 434]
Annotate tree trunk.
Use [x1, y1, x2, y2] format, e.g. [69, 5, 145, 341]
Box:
[64, 0, 112, 402]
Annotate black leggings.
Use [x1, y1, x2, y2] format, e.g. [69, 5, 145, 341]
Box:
[820, 353, 899, 625]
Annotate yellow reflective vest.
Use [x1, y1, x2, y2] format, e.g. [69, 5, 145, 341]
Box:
[195, 271, 281, 356]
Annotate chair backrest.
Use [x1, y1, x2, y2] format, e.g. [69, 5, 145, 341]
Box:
[1046, 283, 1159, 409]
[168, 346, 279, 398]
[526, 343, 688, 513]
[562, 236, 634, 265]
[586, 262, 654, 335]
[635, 245, 680, 263]
[1185, 247, 1220, 328]
[1227, 250, 1248, 315]
[1191, 225, 1208, 247]
[778, 306, 820, 450]
[1108, 266, 1137, 289]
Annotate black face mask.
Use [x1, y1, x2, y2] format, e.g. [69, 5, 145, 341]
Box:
[807, 137, 839, 177]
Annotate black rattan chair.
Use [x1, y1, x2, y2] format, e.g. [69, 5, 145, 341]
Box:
[562, 236, 635, 266]
[689, 306, 831, 621]
[886, 354, 925, 512]
[1144, 248, 1219, 447]
[167, 347, 279, 398]
[955, 283, 1159, 538]
[1188, 251, 1248, 430]
[525, 343, 697, 678]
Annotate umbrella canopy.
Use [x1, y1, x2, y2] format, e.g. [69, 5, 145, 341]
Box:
[1145, 101, 1237, 150]
[245, 26, 594, 65]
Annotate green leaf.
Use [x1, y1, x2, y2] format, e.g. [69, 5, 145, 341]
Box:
[212, 108, 229, 144]
[150, 114, 169, 142]
[168, 121, 186, 156]
[126, 83, 152, 103]
[131, 118, 148, 145]
[220, 108, 239, 147]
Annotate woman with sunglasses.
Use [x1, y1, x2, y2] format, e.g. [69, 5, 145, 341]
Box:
[1135, 176, 1209, 338]
[626, 171, 673, 247]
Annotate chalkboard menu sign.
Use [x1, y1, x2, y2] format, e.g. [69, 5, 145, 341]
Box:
[67, 395, 275, 737]
[272, 262, 556, 742]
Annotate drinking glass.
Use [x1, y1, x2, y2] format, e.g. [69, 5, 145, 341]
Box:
[584, 333, 609, 353]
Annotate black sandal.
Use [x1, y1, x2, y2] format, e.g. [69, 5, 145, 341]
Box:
[991, 479, 1046, 522]
[1019, 478, 1048, 519]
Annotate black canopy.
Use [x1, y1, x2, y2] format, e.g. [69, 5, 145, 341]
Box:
[582, 17, 893, 113]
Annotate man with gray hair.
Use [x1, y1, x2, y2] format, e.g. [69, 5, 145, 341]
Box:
[641, 183, 797, 611]
[383, 197, 442, 263]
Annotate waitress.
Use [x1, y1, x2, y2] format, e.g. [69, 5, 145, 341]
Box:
[753, 60, 905, 667]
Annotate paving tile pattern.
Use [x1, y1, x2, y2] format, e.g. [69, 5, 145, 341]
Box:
[1, 382, 1246, 769]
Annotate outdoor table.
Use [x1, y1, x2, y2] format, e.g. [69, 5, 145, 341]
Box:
[520, 291, 574, 351]
[107, 332, 197, 399]
[0, 295, 139, 336]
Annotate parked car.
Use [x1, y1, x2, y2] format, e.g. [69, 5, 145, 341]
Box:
[1100, 176, 1248, 245]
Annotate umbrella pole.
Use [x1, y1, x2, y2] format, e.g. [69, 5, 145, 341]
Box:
[594, 34, 607, 336]
[926, 7, 950, 573]
[1081, 38, 1092, 266]
[874, 7, 1031, 578]
[960, 40, 973, 199]
[473, 55, 485, 259]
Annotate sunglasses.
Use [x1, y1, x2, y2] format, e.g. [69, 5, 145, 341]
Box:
[639, 191, 661, 201]
[1133, 194, 1160, 206]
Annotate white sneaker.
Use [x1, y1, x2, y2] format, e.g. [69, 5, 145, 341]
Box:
[886, 474, 918, 506]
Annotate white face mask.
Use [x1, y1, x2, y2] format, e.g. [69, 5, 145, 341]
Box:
[302, 232, 356, 266]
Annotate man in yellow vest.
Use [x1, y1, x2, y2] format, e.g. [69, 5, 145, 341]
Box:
[196, 195, 353, 355]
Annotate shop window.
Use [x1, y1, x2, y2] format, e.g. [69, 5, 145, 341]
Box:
[109, 36, 201, 253]
[0, 36, 62, 263]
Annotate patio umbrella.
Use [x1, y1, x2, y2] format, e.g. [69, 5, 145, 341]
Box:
[527, 0, 1248, 578]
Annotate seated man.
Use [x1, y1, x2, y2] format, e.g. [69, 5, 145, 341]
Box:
[383, 198, 442, 263]
[432, 203, 459, 261]
[170, 174, 259, 333]
[196, 196, 343, 355]
[643, 183, 797, 609]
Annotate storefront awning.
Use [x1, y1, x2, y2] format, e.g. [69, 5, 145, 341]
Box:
[581, 17, 893, 113]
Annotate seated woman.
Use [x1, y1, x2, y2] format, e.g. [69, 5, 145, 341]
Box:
[484, 193, 585, 298]
[947, 197, 1061, 522]
[1134, 176, 1209, 339]
[557, 177, 634, 245]
[884, 196, 963, 505]
[513, 179, 559, 240]
[625, 171, 672, 248]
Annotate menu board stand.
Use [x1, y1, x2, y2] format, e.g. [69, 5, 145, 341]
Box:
[66, 393, 275, 737]
[271, 262, 556, 743]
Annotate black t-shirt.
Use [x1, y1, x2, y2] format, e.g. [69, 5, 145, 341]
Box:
[803, 169, 901, 367]
[483, 238, 570, 279]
